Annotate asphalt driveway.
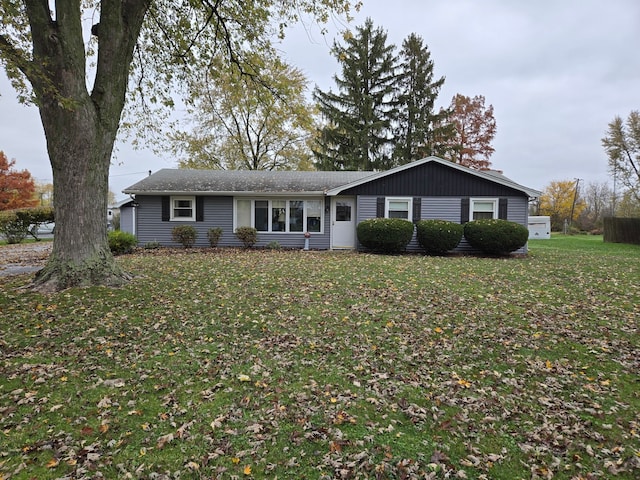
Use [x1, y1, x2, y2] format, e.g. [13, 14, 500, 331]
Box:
[0, 242, 52, 277]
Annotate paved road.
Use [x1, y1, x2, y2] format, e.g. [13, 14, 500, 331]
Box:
[0, 242, 52, 277]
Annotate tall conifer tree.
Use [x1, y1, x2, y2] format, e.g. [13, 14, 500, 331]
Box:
[313, 19, 398, 171]
[394, 34, 452, 164]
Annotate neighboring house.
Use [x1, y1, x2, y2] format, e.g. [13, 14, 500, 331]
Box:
[109, 198, 137, 233]
[121, 156, 541, 253]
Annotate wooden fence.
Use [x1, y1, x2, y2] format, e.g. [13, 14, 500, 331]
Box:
[603, 217, 640, 245]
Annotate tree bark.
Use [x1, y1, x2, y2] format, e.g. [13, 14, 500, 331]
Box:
[33, 99, 130, 292]
[21, 0, 150, 291]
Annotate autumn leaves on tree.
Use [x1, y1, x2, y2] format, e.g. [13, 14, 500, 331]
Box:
[0, 151, 38, 211]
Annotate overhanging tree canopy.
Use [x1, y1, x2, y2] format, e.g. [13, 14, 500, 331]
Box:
[167, 53, 316, 171]
[0, 0, 359, 291]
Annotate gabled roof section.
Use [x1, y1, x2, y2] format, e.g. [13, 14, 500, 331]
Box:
[123, 158, 541, 199]
[123, 169, 374, 195]
[324, 156, 542, 198]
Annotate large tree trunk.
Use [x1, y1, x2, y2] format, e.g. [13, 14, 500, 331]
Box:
[32, 99, 130, 292]
[20, 0, 150, 291]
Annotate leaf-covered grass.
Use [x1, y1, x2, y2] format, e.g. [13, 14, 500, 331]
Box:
[1, 236, 639, 479]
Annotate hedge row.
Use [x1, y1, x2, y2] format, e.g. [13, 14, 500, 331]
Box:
[0, 206, 55, 244]
[356, 218, 528, 255]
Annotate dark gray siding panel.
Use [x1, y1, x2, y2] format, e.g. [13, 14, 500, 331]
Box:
[136, 196, 234, 247]
[507, 196, 528, 225]
[356, 196, 378, 223]
[356, 196, 529, 254]
[341, 161, 529, 198]
[422, 197, 462, 222]
[135, 195, 331, 250]
[120, 207, 134, 235]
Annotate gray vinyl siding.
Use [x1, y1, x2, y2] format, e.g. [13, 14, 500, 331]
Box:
[134, 195, 331, 249]
[356, 195, 530, 254]
[119, 207, 134, 235]
[135, 195, 234, 247]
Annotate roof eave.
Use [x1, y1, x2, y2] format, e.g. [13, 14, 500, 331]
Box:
[122, 190, 328, 196]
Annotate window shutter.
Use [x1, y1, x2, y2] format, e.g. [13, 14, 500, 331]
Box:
[460, 198, 470, 223]
[196, 197, 204, 222]
[161, 196, 170, 221]
[412, 197, 421, 223]
[498, 198, 508, 220]
[376, 197, 385, 218]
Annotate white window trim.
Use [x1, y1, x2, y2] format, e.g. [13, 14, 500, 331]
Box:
[470, 198, 498, 220]
[385, 197, 413, 220]
[233, 198, 324, 234]
[170, 195, 196, 221]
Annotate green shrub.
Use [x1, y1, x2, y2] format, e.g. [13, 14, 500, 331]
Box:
[463, 219, 529, 255]
[207, 227, 223, 247]
[266, 240, 281, 250]
[108, 230, 137, 255]
[172, 225, 198, 248]
[235, 226, 258, 248]
[143, 241, 161, 249]
[0, 206, 55, 243]
[356, 218, 414, 253]
[416, 219, 463, 254]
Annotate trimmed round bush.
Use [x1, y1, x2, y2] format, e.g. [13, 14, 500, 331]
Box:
[108, 230, 137, 255]
[416, 219, 463, 254]
[463, 219, 529, 255]
[207, 227, 223, 247]
[234, 226, 258, 248]
[172, 225, 198, 248]
[356, 218, 414, 253]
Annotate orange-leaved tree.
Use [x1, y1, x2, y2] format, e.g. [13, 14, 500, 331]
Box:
[0, 151, 38, 211]
[439, 94, 497, 170]
[539, 180, 586, 231]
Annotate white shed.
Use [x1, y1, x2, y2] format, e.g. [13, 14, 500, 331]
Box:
[528, 215, 551, 239]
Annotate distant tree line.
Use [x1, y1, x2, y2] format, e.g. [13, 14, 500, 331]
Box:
[536, 179, 638, 233]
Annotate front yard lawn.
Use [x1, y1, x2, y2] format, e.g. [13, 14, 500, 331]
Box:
[1, 236, 638, 479]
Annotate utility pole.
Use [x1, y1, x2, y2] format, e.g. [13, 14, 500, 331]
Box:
[569, 178, 581, 229]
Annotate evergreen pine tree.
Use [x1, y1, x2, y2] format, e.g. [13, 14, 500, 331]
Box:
[394, 34, 452, 164]
[313, 18, 399, 171]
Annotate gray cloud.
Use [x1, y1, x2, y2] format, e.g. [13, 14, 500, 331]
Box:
[1, 0, 639, 197]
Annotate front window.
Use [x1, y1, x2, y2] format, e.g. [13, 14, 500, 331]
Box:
[255, 200, 269, 231]
[289, 201, 304, 232]
[171, 196, 195, 221]
[306, 200, 322, 232]
[234, 198, 324, 233]
[386, 198, 412, 220]
[471, 199, 497, 220]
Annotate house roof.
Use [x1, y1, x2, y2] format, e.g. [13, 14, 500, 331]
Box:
[123, 157, 541, 199]
[123, 169, 373, 195]
[324, 157, 541, 198]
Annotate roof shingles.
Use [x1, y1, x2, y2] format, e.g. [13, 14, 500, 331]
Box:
[123, 169, 374, 194]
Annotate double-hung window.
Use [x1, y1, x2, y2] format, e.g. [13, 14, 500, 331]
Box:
[386, 197, 412, 220]
[235, 198, 324, 233]
[470, 198, 497, 220]
[170, 196, 196, 221]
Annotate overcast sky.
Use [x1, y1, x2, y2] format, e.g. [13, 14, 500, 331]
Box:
[1, 0, 639, 201]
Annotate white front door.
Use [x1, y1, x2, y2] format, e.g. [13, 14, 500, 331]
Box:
[331, 197, 356, 249]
